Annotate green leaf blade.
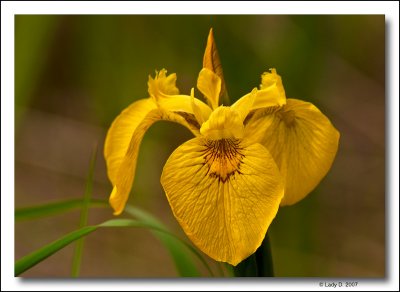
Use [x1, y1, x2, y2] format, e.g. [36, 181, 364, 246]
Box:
[15, 218, 207, 277]
[71, 145, 98, 277]
[15, 199, 107, 221]
[124, 206, 208, 277]
[15, 226, 98, 276]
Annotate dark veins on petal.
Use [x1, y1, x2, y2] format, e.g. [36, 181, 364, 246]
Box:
[202, 138, 244, 183]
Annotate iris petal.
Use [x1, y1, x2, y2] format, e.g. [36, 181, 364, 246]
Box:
[104, 99, 157, 185]
[105, 70, 212, 215]
[148, 69, 212, 122]
[161, 137, 284, 265]
[246, 98, 340, 205]
[231, 88, 257, 122]
[105, 104, 207, 215]
[148, 69, 180, 98]
[197, 68, 221, 110]
[253, 68, 286, 110]
[231, 69, 286, 124]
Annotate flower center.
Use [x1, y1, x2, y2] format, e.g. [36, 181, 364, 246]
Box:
[200, 106, 244, 139]
[203, 138, 244, 183]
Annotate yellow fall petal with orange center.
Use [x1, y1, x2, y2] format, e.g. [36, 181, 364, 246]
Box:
[161, 137, 283, 266]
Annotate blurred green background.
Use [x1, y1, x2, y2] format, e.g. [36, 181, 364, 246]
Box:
[15, 15, 385, 277]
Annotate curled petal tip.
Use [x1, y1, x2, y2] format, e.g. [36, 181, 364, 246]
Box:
[109, 185, 124, 216]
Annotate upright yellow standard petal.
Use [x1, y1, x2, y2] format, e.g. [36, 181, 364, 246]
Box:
[161, 137, 284, 265]
[249, 98, 340, 205]
[203, 28, 229, 104]
[197, 68, 221, 110]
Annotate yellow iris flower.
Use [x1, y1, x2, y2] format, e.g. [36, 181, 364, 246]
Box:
[104, 29, 339, 266]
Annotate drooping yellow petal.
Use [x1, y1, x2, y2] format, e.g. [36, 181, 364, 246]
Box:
[105, 103, 207, 215]
[107, 109, 163, 215]
[247, 98, 340, 205]
[105, 70, 206, 187]
[105, 70, 213, 215]
[104, 98, 157, 185]
[161, 137, 284, 265]
[197, 68, 221, 110]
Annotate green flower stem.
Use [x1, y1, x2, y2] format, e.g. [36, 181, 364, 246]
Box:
[255, 233, 274, 276]
[233, 253, 258, 277]
[233, 234, 274, 277]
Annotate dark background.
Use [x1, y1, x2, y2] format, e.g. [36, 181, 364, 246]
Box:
[15, 15, 385, 277]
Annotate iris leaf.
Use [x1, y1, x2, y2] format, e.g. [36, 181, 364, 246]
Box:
[15, 199, 107, 221]
[15, 225, 98, 276]
[15, 219, 183, 276]
[71, 144, 97, 277]
[15, 217, 207, 277]
[124, 205, 213, 277]
[15, 201, 212, 276]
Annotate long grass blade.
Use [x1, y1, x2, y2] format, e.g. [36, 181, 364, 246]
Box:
[15, 199, 107, 221]
[71, 145, 97, 277]
[15, 225, 98, 276]
[15, 218, 201, 276]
